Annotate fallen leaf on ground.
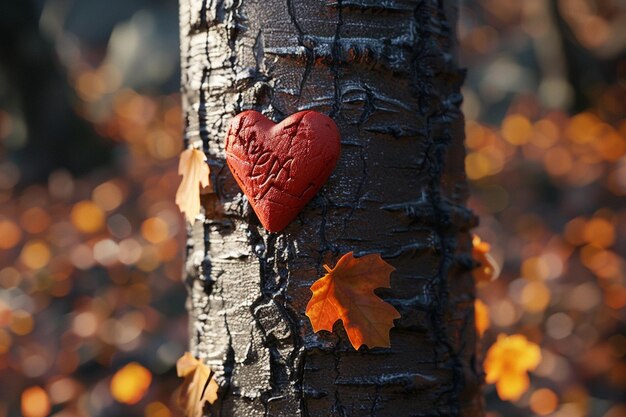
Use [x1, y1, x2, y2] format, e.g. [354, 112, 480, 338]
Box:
[176, 352, 219, 417]
[176, 148, 210, 223]
[305, 252, 400, 349]
[472, 234, 500, 283]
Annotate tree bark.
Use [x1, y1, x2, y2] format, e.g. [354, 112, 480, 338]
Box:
[179, 0, 481, 416]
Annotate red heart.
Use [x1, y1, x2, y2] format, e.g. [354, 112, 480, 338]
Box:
[225, 110, 341, 233]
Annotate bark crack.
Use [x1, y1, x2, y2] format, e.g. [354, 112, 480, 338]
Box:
[286, 0, 314, 102]
[329, 0, 344, 118]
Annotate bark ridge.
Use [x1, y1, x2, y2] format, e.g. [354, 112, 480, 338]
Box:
[179, 0, 481, 415]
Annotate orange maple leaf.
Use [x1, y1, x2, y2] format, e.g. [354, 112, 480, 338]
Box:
[305, 252, 401, 350]
[176, 352, 219, 417]
[472, 234, 500, 283]
[175, 148, 210, 224]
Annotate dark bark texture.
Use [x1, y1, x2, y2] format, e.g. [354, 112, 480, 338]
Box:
[179, 0, 481, 416]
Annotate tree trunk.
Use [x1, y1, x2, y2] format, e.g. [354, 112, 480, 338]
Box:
[179, 0, 481, 416]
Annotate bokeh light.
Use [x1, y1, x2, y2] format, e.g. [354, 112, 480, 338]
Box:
[110, 363, 152, 405]
[463, 0, 626, 414]
[0, 2, 185, 416]
[20, 386, 50, 417]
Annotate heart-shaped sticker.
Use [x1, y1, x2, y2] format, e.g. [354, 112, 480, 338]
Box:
[225, 110, 341, 232]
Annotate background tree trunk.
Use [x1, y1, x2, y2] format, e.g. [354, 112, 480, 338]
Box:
[179, 0, 481, 416]
[0, 0, 113, 184]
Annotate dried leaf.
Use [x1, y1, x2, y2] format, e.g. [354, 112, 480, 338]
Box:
[176, 148, 210, 223]
[472, 234, 500, 283]
[305, 252, 400, 349]
[176, 352, 219, 417]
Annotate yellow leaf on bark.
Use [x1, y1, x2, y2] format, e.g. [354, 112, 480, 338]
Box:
[175, 148, 210, 224]
[475, 299, 490, 337]
[176, 352, 218, 417]
[472, 234, 500, 283]
[305, 252, 400, 350]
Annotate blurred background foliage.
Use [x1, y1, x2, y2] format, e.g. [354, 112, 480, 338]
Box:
[0, 0, 624, 416]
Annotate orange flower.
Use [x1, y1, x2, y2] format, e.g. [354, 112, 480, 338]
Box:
[472, 235, 500, 283]
[484, 334, 542, 401]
